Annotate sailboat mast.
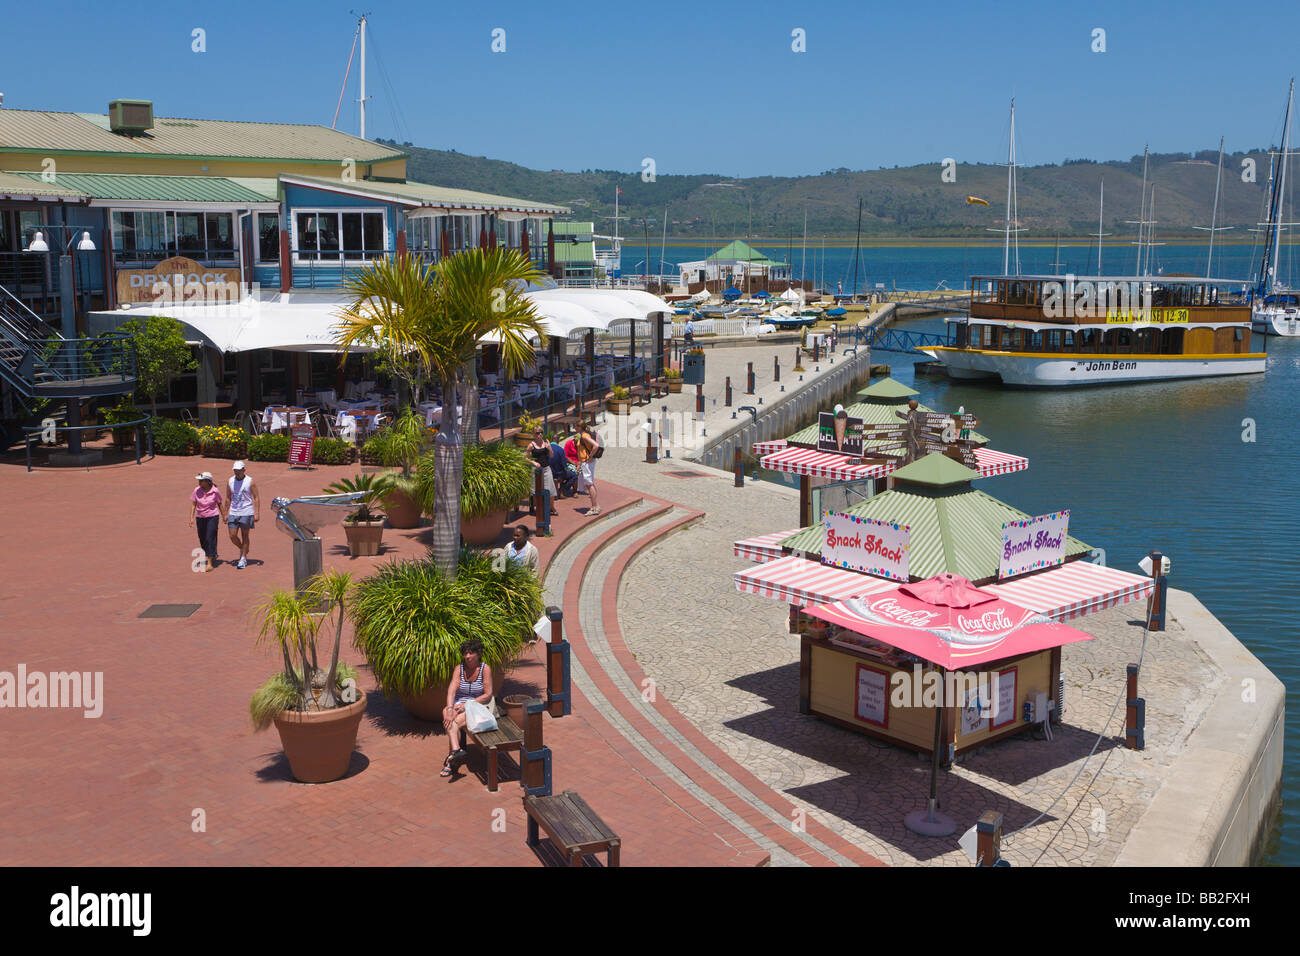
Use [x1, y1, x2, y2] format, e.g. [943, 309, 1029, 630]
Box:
[1267, 80, 1294, 295]
[1097, 178, 1105, 273]
[1135, 147, 1149, 274]
[358, 14, 368, 140]
[851, 198, 863, 299]
[1148, 187, 1157, 275]
[1206, 136, 1225, 279]
[659, 206, 668, 284]
[1003, 100, 1015, 275]
[801, 209, 807, 292]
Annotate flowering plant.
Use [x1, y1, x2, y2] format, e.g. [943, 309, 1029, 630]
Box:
[195, 424, 248, 459]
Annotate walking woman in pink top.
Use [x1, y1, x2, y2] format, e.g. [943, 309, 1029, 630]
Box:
[189, 472, 227, 571]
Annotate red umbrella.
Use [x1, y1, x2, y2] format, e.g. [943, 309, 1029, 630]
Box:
[803, 572, 1093, 670]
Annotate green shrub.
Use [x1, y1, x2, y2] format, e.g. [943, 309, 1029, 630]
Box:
[313, 437, 352, 465]
[247, 433, 290, 461]
[415, 439, 534, 520]
[194, 424, 247, 459]
[350, 550, 543, 698]
[610, 385, 630, 401]
[153, 417, 198, 455]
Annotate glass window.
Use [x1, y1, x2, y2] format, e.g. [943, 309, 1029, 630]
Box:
[205, 213, 233, 257]
[341, 213, 364, 257]
[258, 214, 279, 262]
[362, 212, 384, 257]
[175, 213, 204, 255]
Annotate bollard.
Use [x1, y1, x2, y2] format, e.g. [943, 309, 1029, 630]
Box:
[695, 383, 704, 417]
[645, 421, 657, 463]
[1146, 549, 1167, 632]
[746, 361, 755, 394]
[1125, 663, 1145, 750]
[725, 376, 733, 407]
[774, 355, 780, 382]
[734, 446, 744, 487]
[976, 811, 1004, 866]
[521, 697, 552, 796]
[813, 338, 820, 364]
[545, 606, 571, 717]
[532, 467, 542, 517]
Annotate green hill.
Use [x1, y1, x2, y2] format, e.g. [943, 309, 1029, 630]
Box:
[377, 138, 1278, 240]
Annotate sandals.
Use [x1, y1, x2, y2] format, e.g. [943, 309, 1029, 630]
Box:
[440, 748, 468, 777]
[440, 755, 455, 777]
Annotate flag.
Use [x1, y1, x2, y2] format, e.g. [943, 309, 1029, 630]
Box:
[617, 187, 624, 195]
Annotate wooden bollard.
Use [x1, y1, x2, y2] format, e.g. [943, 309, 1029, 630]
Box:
[773, 355, 780, 382]
[813, 338, 820, 363]
[794, 346, 801, 370]
[1146, 549, 1167, 631]
[1125, 663, 1144, 750]
[695, 383, 704, 416]
[725, 376, 733, 406]
[734, 446, 744, 487]
[521, 697, 550, 795]
[531, 466, 542, 517]
[976, 810, 1003, 866]
[746, 361, 755, 394]
[545, 605, 570, 717]
[645, 420, 657, 463]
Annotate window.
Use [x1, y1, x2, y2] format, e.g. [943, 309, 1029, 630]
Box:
[257, 214, 279, 262]
[111, 210, 235, 263]
[293, 210, 386, 261]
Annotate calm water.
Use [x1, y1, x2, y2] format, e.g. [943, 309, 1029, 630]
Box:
[751, 242, 1294, 865]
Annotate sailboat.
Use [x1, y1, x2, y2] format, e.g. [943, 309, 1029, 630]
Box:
[1253, 80, 1300, 336]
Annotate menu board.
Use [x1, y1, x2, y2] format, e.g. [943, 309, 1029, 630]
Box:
[288, 424, 315, 468]
[992, 668, 1018, 728]
[817, 410, 865, 456]
[999, 509, 1070, 579]
[854, 664, 889, 728]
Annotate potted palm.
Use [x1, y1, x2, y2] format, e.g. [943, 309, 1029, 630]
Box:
[323, 473, 395, 557]
[250, 574, 366, 783]
[366, 407, 426, 529]
[417, 439, 534, 547]
[351, 549, 544, 721]
[664, 367, 684, 393]
[606, 385, 631, 415]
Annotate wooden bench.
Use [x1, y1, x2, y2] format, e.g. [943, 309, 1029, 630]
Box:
[466, 715, 524, 792]
[627, 384, 650, 406]
[650, 377, 669, 398]
[524, 790, 621, 867]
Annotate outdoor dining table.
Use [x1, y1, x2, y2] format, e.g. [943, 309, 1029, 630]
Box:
[262, 406, 310, 432]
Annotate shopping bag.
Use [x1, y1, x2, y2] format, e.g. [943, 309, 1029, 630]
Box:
[464, 699, 497, 734]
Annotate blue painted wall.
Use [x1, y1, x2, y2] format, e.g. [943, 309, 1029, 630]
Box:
[278, 182, 403, 289]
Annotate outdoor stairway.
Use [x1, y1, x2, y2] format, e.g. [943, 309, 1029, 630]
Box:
[542, 497, 886, 867]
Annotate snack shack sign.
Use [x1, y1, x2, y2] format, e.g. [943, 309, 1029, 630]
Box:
[823, 512, 911, 582]
[999, 510, 1070, 579]
[115, 256, 241, 304]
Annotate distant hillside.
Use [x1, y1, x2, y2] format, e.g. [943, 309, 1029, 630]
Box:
[376, 138, 1279, 240]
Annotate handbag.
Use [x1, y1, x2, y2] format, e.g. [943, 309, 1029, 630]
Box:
[464, 699, 497, 734]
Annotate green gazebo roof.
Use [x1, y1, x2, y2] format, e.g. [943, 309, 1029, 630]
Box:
[890, 453, 981, 486]
[777, 466, 1091, 582]
[856, 377, 920, 402]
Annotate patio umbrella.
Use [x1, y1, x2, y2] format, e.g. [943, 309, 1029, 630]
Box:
[722, 286, 742, 301]
[803, 572, 1095, 837]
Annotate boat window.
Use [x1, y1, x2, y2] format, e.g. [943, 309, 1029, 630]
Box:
[1160, 328, 1183, 354]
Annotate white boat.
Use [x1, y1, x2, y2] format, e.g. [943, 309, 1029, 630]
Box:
[1253, 80, 1300, 335]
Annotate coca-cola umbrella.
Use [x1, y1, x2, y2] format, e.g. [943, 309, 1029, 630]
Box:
[803, 572, 1095, 837]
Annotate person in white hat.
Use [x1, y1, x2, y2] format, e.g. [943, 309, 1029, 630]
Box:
[189, 471, 225, 571]
[225, 461, 261, 569]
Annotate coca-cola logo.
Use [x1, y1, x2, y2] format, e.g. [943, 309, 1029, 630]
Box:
[867, 597, 941, 628]
[955, 608, 1024, 638]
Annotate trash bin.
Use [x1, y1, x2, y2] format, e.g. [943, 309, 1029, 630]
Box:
[683, 352, 706, 386]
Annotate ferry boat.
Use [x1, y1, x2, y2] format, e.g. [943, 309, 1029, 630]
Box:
[922, 274, 1266, 386]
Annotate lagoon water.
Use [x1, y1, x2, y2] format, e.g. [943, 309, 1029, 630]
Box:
[741, 241, 1295, 864]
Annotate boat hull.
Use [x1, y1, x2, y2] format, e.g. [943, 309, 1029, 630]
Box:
[924, 347, 1267, 387]
[1251, 306, 1300, 336]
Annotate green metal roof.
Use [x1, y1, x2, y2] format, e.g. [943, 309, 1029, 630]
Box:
[857, 377, 919, 401]
[8, 171, 277, 204]
[551, 222, 595, 263]
[891, 452, 980, 486]
[282, 174, 568, 215]
[785, 401, 989, 449]
[778, 487, 1092, 582]
[707, 240, 786, 266]
[0, 170, 86, 201]
[0, 108, 405, 164]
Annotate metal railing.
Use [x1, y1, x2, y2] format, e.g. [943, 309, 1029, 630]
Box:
[23, 414, 153, 472]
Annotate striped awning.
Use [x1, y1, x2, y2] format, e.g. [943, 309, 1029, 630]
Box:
[733, 529, 801, 563]
[758, 444, 1028, 481]
[734, 555, 895, 605]
[985, 562, 1154, 621]
[753, 439, 789, 455]
[737, 554, 1153, 622]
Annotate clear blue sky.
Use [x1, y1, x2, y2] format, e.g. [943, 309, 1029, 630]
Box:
[6, 0, 1298, 177]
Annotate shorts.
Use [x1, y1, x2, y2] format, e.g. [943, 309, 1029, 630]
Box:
[227, 514, 255, 530]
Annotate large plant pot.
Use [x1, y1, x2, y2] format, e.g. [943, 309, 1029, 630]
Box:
[461, 508, 509, 547]
[383, 489, 422, 529]
[343, 518, 385, 557]
[666, 380, 683, 393]
[400, 683, 449, 721]
[272, 690, 367, 784]
[503, 694, 531, 726]
[512, 433, 535, 449]
[606, 399, 630, 416]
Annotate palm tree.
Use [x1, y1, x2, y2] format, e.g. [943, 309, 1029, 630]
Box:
[334, 250, 545, 576]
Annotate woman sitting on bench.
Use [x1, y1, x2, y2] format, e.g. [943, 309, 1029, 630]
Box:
[441, 639, 495, 777]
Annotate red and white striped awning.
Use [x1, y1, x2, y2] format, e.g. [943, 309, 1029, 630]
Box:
[733, 528, 801, 563]
[985, 561, 1154, 621]
[734, 555, 895, 605]
[737, 554, 1153, 622]
[758, 444, 1028, 481]
[753, 439, 789, 455]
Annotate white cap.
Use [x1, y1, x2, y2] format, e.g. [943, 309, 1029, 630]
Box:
[232, 460, 247, 471]
[195, 471, 213, 482]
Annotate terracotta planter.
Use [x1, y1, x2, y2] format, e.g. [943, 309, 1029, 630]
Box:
[272, 690, 367, 784]
[666, 380, 683, 393]
[383, 489, 422, 529]
[343, 518, 385, 557]
[606, 399, 630, 416]
[461, 508, 509, 547]
[513, 432, 536, 449]
[400, 683, 449, 721]
[503, 694, 531, 726]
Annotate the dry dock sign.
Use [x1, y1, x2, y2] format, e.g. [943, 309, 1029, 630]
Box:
[824, 512, 911, 581]
[115, 255, 240, 304]
[999, 510, 1070, 579]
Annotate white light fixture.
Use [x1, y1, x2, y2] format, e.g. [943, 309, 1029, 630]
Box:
[76, 231, 96, 251]
[1138, 554, 1171, 576]
[26, 231, 48, 252]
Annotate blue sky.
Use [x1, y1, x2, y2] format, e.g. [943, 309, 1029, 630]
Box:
[6, 0, 1298, 177]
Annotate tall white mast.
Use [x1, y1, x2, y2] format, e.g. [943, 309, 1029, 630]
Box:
[1097, 177, 1105, 273]
[358, 14, 369, 140]
[1133, 147, 1149, 274]
[1193, 137, 1230, 279]
[1003, 99, 1015, 275]
[1268, 80, 1294, 294]
[802, 208, 807, 290]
